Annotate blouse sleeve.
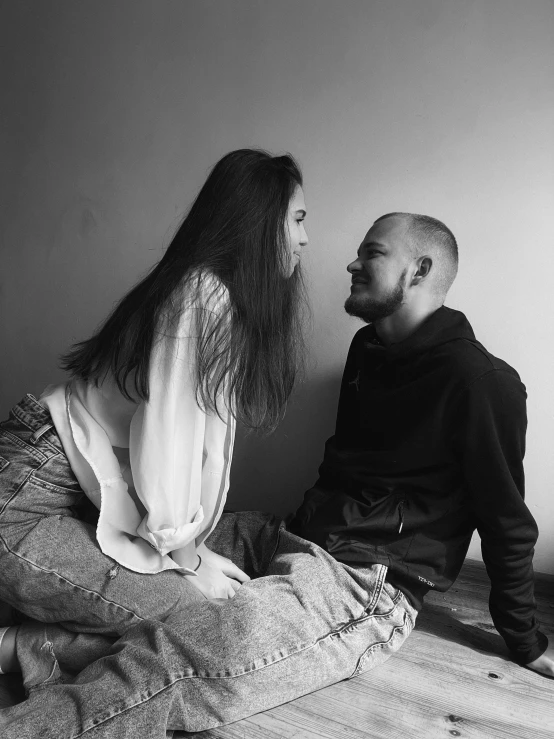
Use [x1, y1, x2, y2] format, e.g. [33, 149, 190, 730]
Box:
[129, 277, 235, 570]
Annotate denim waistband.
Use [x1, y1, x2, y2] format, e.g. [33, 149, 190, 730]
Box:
[10, 394, 54, 433]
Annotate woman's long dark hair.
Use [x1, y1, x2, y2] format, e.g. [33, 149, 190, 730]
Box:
[61, 149, 306, 432]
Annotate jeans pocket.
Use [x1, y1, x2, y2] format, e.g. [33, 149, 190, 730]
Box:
[0, 471, 85, 553]
[27, 474, 84, 509]
[30, 450, 82, 495]
[0, 428, 82, 518]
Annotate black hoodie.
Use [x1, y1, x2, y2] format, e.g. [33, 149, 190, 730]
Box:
[290, 306, 547, 665]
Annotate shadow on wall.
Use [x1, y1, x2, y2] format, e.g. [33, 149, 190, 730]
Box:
[227, 370, 344, 518]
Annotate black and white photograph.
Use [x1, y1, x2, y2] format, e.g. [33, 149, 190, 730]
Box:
[0, 1, 553, 737]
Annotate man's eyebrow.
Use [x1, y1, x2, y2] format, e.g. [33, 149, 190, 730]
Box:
[295, 209, 306, 217]
[357, 240, 387, 254]
[361, 240, 387, 249]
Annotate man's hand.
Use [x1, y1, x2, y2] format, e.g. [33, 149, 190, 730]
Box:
[185, 542, 250, 600]
[525, 645, 554, 678]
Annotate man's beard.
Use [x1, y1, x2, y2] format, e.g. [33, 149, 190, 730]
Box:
[344, 269, 407, 323]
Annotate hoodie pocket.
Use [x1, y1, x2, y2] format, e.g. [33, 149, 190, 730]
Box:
[346, 490, 408, 542]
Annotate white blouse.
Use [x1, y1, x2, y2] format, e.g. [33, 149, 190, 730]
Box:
[39, 275, 235, 576]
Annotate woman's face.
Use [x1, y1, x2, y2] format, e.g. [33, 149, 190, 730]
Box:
[284, 186, 308, 277]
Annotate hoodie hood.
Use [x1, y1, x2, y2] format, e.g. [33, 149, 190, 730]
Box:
[361, 306, 478, 359]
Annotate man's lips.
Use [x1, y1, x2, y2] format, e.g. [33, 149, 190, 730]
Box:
[351, 278, 369, 285]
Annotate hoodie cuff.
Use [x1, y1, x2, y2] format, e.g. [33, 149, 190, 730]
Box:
[512, 630, 549, 665]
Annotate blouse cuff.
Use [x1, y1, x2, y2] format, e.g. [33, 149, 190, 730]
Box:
[136, 506, 205, 557]
[170, 540, 199, 573]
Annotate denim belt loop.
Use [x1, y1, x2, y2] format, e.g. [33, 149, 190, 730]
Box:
[29, 423, 54, 445]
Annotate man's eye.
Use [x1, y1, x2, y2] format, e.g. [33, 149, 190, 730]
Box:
[296, 218, 305, 224]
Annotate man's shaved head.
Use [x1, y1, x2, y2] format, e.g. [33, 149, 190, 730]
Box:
[374, 212, 458, 298]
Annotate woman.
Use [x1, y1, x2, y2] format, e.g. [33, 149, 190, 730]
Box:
[0, 148, 308, 673]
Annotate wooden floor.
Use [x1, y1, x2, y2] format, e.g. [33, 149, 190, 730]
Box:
[1, 560, 553, 738]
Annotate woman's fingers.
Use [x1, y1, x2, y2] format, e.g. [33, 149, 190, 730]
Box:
[183, 545, 251, 600]
[220, 561, 250, 582]
[198, 545, 251, 583]
[186, 561, 247, 600]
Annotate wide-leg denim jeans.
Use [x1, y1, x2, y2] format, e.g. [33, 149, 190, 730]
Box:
[0, 396, 417, 738]
[0, 395, 205, 634]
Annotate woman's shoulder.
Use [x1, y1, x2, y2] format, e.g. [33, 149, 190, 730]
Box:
[180, 270, 231, 316]
[158, 270, 230, 339]
[168, 270, 226, 315]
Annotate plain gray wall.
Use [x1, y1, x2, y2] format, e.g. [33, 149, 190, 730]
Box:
[1, 0, 553, 572]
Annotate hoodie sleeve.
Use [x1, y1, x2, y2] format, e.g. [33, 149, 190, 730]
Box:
[452, 368, 548, 664]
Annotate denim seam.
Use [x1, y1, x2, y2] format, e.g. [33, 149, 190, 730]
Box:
[0, 545, 146, 623]
[354, 605, 401, 624]
[0, 468, 35, 519]
[185, 605, 400, 679]
[385, 585, 403, 606]
[267, 520, 286, 566]
[72, 568, 390, 736]
[220, 576, 392, 679]
[0, 428, 48, 464]
[364, 563, 387, 614]
[394, 590, 417, 625]
[404, 605, 417, 631]
[357, 621, 407, 666]
[29, 471, 82, 496]
[0, 452, 78, 524]
[11, 396, 50, 429]
[34, 433, 64, 456]
[74, 601, 403, 738]
[351, 609, 410, 678]
[72, 616, 380, 739]
[8, 401, 62, 455]
[27, 677, 65, 694]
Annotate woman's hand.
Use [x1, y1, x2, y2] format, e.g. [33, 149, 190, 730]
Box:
[185, 542, 250, 600]
[525, 645, 554, 679]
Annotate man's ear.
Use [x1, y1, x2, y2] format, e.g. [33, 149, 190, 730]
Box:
[411, 256, 432, 285]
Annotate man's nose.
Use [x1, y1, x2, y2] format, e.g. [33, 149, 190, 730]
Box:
[347, 258, 363, 273]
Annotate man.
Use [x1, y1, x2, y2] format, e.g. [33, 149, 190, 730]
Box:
[292, 212, 550, 669]
[1, 213, 551, 738]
